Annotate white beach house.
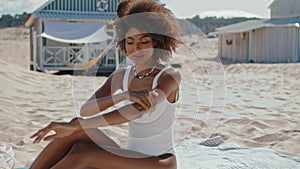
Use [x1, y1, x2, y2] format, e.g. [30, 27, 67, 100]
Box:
[24, 0, 123, 75]
[215, 0, 300, 63]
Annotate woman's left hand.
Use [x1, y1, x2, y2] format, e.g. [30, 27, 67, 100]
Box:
[30, 117, 83, 144]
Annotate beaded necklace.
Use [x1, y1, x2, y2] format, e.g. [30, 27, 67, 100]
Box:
[133, 65, 157, 79]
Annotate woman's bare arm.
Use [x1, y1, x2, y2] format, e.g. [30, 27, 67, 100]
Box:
[80, 92, 128, 117]
[80, 68, 125, 117]
[78, 68, 181, 129]
[79, 103, 145, 129]
[31, 103, 146, 143]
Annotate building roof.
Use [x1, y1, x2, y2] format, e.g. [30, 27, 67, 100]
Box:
[215, 17, 300, 34]
[25, 0, 120, 27]
[33, 11, 117, 21]
[268, 0, 277, 9]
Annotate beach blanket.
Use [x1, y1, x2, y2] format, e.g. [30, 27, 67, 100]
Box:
[0, 143, 15, 169]
[175, 137, 300, 169]
[11, 137, 300, 169]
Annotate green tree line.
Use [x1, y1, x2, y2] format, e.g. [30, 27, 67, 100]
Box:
[186, 15, 261, 34]
[0, 12, 28, 28]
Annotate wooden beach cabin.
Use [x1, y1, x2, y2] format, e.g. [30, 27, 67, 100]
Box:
[215, 0, 300, 63]
[24, 0, 124, 75]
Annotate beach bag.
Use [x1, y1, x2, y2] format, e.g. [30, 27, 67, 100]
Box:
[0, 143, 15, 169]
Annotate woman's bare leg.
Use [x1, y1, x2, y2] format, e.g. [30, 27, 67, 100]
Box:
[51, 142, 177, 169]
[30, 129, 119, 169]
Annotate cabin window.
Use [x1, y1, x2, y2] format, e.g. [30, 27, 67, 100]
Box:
[107, 59, 115, 65]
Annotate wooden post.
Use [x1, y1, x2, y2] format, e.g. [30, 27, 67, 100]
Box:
[115, 47, 120, 69]
[113, 25, 119, 69]
[218, 34, 222, 58]
[33, 30, 37, 71]
[248, 30, 253, 62]
[232, 34, 235, 61]
[296, 27, 300, 62]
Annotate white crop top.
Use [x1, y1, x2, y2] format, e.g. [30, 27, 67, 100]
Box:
[123, 65, 176, 156]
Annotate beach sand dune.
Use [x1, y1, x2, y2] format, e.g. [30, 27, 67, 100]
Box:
[0, 27, 299, 168]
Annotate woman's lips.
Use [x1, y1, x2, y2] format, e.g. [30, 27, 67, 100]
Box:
[133, 54, 144, 59]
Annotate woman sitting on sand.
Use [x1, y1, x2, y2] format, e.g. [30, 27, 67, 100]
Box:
[30, 0, 182, 169]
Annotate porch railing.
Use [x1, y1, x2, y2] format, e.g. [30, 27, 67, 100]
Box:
[42, 44, 108, 70]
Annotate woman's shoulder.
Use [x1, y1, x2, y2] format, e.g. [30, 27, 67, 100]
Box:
[109, 66, 134, 81]
[110, 66, 128, 78]
[104, 67, 129, 90]
[158, 65, 181, 83]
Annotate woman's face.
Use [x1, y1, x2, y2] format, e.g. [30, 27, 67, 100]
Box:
[125, 27, 155, 65]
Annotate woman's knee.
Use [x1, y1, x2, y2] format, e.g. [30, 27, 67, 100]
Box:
[69, 141, 91, 154]
[62, 142, 92, 167]
[67, 142, 106, 167]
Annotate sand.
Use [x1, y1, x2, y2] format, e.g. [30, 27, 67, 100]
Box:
[0, 26, 299, 168]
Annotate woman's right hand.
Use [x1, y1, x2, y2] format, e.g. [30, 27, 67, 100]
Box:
[30, 117, 83, 144]
[124, 90, 158, 111]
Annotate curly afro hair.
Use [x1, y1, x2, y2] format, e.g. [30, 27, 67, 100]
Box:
[116, 0, 133, 18]
[115, 0, 182, 63]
